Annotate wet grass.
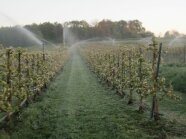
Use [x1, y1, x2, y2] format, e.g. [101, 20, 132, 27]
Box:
[160, 64, 186, 93]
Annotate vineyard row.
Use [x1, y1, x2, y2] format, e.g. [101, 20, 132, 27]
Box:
[0, 47, 68, 121]
[81, 38, 180, 120]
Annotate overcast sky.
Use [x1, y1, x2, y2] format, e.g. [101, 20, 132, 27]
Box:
[0, 0, 186, 36]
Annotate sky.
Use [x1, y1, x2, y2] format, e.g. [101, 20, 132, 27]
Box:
[0, 0, 186, 36]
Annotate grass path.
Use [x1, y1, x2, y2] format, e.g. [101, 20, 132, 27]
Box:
[1, 48, 185, 139]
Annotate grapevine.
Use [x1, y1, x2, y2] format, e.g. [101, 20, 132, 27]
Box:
[0, 46, 68, 118]
[81, 38, 180, 120]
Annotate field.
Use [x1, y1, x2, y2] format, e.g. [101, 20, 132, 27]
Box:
[0, 39, 186, 139]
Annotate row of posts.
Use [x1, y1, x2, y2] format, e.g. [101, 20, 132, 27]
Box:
[6, 43, 46, 105]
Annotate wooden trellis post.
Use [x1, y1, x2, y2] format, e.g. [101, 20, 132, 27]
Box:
[150, 42, 162, 121]
[17, 50, 21, 90]
[184, 45, 186, 63]
[6, 49, 12, 103]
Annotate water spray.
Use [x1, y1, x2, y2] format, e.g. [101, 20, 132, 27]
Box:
[0, 12, 42, 46]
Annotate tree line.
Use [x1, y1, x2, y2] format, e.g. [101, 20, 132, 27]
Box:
[0, 20, 154, 47]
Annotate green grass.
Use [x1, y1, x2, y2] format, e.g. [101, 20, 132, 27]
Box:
[157, 64, 186, 125]
[160, 64, 186, 93]
[0, 48, 186, 139]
